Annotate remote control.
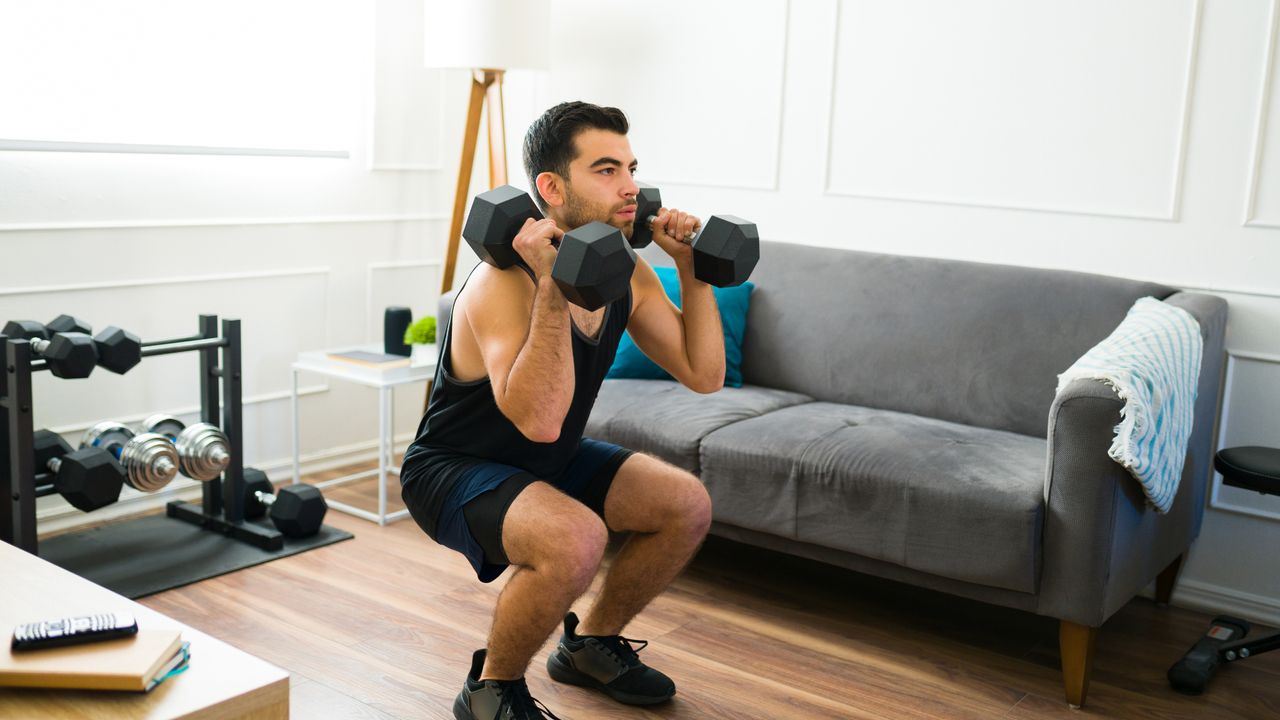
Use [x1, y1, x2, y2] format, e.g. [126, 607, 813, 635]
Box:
[10, 612, 138, 651]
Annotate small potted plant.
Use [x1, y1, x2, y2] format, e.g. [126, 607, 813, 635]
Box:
[404, 315, 437, 346]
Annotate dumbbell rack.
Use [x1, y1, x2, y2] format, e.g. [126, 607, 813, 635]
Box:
[1, 314, 284, 554]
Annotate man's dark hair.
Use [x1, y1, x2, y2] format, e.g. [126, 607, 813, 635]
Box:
[523, 101, 629, 211]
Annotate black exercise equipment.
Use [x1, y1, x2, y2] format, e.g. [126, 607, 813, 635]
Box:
[2, 322, 97, 379]
[629, 182, 760, 288]
[242, 467, 327, 538]
[47, 314, 91, 336]
[31, 429, 124, 512]
[81, 421, 180, 493]
[89, 326, 144, 375]
[1167, 446, 1280, 695]
[462, 184, 638, 311]
[4, 315, 283, 554]
[2, 318, 142, 376]
[141, 414, 230, 482]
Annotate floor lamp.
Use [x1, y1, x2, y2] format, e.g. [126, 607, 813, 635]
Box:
[422, 0, 549, 410]
[424, 0, 550, 296]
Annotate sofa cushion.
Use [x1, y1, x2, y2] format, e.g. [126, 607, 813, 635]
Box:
[699, 402, 1047, 593]
[586, 379, 813, 473]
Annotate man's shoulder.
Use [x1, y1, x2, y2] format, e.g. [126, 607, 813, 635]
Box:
[457, 263, 537, 326]
[627, 256, 666, 309]
[462, 263, 536, 297]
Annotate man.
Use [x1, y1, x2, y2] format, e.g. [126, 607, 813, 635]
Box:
[401, 101, 723, 720]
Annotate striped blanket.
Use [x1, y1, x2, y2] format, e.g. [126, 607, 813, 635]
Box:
[1055, 297, 1203, 513]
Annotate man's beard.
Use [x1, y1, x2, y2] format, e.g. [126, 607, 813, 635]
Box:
[562, 188, 636, 240]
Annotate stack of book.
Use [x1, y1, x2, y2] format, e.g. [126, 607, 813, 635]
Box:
[326, 349, 412, 369]
[0, 629, 189, 693]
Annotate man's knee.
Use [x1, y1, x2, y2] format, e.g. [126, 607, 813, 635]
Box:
[646, 469, 713, 539]
[541, 514, 607, 591]
[511, 502, 606, 590]
[671, 475, 712, 541]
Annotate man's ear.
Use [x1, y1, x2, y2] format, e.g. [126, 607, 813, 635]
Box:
[535, 172, 566, 209]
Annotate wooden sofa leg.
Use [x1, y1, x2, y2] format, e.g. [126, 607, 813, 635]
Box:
[1060, 620, 1098, 708]
[1155, 553, 1184, 606]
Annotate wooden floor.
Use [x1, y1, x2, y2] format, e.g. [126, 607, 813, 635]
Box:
[132, 461, 1280, 719]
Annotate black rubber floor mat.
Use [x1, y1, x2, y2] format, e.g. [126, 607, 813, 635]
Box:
[38, 513, 353, 598]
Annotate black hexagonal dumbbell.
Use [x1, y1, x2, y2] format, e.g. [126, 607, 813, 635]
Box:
[46, 314, 92, 335]
[629, 183, 760, 287]
[242, 467, 327, 538]
[49, 315, 142, 375]
[2, 317, 142, 376]
[32, 429, 126, 512]
[462, 184, 637, 311]
[2, 320, 96, 378]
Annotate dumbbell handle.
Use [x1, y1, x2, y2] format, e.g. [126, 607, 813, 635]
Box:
[644, 215, 699, 243]
[31, 457, 65, 496]
[253, 490, 277, 507]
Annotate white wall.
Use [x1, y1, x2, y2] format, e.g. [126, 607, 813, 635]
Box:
[495, 0, 1280, 624]
[0, 0, 466, 530]
[4, 0, 1279, 625]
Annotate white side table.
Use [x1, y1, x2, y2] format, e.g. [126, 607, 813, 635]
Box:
[291, 343, 437, 525]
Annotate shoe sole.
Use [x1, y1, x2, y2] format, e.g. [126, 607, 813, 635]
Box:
[546, 650, 675, 706]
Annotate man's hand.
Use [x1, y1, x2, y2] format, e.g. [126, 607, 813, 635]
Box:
[647, 208, 701, 268]
[512, 217, 564, 278]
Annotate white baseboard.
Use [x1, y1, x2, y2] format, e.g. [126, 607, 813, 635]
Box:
[1166, 578, 1280, 627]
[35, 431, 417, 536]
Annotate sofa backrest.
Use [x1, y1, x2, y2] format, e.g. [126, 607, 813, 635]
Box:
[643, 242, 1175, 438]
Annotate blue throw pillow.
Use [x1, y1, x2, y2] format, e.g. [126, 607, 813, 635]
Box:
[607, 266, 754, 387]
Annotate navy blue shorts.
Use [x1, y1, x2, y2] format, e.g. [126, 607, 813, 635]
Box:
[404, 438, 633, 583]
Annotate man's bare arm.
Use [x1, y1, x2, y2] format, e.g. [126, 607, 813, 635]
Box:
[625, 259, 725, 393]
[469, 218, 575, 442]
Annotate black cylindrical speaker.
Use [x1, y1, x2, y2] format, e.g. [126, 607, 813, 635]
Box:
[384, 306, 412, 356]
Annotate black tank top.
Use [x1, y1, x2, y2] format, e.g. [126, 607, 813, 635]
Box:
[404, 264, 632, 481]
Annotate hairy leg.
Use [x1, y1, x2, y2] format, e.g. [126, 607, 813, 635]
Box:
[577, 454, 712, 637]
[481, 482, 606, 680]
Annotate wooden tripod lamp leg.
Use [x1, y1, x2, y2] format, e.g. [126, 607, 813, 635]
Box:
[439, 70, 491, 296]
[486, 69, 508, 187]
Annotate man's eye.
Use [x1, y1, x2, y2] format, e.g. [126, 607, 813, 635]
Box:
[600, 168, 614, 175]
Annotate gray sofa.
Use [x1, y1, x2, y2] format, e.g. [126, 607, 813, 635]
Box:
[583, 241, 1227, 707]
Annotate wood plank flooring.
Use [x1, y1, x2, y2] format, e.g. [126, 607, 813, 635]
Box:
[131, 461, 1280, 719]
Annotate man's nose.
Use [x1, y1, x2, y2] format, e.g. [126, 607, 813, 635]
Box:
[621, 176, 638, 199]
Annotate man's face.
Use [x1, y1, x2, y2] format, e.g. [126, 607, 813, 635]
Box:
[557, 129, 640, 239]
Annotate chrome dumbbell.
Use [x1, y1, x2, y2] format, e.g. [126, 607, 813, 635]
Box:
[141, 414, 230, 482]
[81, 421, 179, 493]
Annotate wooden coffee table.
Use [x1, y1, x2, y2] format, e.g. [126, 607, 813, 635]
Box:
[0, 540, 288, 719]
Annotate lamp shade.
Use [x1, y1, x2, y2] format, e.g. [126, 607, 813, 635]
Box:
[423, 0, 550, 71]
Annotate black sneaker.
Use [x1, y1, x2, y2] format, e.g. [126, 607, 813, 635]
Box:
[454, 649, 562, 720]
[545, 612, 675, 705]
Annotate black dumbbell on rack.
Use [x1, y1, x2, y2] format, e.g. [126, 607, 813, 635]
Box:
[81, 422, 180, 493]
[242, 467, 327, 538]
[141, 414, 230, 481]
[31, 430, 125, 512]
[2, 317, 142, 377]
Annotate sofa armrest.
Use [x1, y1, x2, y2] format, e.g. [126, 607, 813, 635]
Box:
[438, 290, 458, 345]
[1037, 291, 1227, 627]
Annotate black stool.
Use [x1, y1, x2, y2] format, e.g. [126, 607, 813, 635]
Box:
[1167, 446, 1280, 695]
